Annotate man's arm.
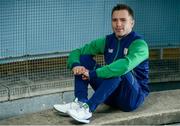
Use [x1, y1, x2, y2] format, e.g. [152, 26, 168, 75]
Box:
[67, 37, 106, 69]
[89, 39, 149, 79]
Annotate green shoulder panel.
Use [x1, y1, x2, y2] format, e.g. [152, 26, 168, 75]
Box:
[96, 39, 149, 78]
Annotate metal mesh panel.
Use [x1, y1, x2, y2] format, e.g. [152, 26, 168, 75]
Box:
[0, 0, 180, 100]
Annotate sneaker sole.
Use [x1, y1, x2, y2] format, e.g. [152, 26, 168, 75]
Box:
[53, 106, 69, 116]
[68, 113, 90, 124]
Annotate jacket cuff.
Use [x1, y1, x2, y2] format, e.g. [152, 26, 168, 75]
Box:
[71, 63, 81, 69]
[89, 70, 97, 80]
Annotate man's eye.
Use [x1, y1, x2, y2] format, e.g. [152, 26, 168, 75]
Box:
[112, 18, 117, 22]
[121, 19, 126, 22]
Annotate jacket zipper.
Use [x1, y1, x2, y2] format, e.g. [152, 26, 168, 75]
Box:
[113, 40, 121, 61]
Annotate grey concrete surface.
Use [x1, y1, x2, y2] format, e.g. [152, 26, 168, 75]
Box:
[0, 89, 180, 125]
[8, 79, 74, 100]
[0, 85, 8, 102]
[0, 87, 94, 120]
[0, 93, 63, 120]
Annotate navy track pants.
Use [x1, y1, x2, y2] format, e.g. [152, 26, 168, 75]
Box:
[74, 55, 146, 112]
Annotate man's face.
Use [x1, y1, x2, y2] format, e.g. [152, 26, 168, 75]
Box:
[112, 10, 134, 38]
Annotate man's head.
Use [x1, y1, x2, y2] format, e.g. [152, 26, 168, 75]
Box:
[111, 4, 135, 38]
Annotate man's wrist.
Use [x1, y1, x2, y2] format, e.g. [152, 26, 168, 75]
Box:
[71, 63, 81, 69]
[89, 70, 97, 80]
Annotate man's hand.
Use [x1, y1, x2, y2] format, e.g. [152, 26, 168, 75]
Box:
[72, 66, 89, 80]
[72, 66, 87, 75]
[82, 69, 89, 80]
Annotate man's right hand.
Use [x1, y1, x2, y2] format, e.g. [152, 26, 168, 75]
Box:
[72, 66, 87, 75]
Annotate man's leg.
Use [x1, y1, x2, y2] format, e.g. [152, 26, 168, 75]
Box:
[75, 55, 145, 112]
[87, 77, 122, 112]
[69, 73, 121, 124]
[74, 55, 98, 103]
[87, 72, 146, 112]
[109, 72, 146, 111]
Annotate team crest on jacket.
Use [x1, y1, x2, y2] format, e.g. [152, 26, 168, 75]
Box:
[124, 48, 128, 55]
[108, 48, 113, 53]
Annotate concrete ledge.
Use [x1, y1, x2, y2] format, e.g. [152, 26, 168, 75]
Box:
[0, 88, 94, 120]
[91, 89, 180, 125]
[4, 79, 74, 100]
[92, 107, 180, 125]
[0, 89, 180, 125]
[0, 85, 9, 102]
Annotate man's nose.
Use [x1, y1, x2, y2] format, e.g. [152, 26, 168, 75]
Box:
[116, 20, 122, 27]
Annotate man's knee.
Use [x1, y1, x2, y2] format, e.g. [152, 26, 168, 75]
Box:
[80, 55, 96, 70]
[120, 95, 145, 112]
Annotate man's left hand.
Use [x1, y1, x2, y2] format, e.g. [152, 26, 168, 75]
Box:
[82, 70, 89, 80]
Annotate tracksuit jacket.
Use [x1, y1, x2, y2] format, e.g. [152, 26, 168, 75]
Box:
[67, 31, 149, 111]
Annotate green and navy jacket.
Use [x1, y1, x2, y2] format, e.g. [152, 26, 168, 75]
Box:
[67, 31, 149, 94]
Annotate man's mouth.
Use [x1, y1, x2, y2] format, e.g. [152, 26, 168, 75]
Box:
[116, 29, 123, 32]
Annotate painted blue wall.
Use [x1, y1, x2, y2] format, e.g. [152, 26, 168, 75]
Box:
[0, 0, 179, 58]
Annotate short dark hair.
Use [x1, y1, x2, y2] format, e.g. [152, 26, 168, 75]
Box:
[111, 4, 134, 19]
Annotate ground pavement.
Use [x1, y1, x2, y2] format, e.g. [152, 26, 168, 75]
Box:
[0, 89, 180, 125]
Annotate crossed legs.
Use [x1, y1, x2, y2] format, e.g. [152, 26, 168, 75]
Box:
[74, 55, 145, 112]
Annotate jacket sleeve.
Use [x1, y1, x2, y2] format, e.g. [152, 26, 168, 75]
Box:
[90, 39, 149, 79]
[67, 37, 106, 69]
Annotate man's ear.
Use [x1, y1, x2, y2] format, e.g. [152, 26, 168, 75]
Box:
[132, 19, 135, 27]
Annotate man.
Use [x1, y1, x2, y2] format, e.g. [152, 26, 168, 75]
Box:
[54, 4, 149, 124]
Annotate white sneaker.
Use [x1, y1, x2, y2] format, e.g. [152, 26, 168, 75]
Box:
[53, 98, 80, 115]
[67, 103, 92, 124]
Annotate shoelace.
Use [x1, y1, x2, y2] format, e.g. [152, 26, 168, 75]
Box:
[70, 101, 78, 108]
[62, 100, 78, 109]
[82, 103, 89, 109]
[76, 103, 89, 113]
